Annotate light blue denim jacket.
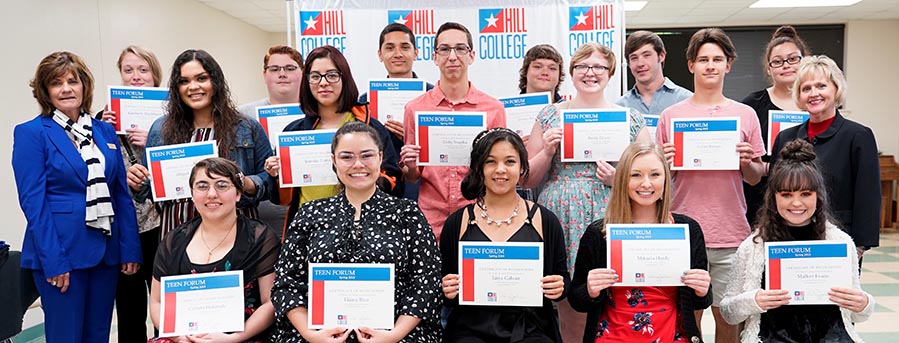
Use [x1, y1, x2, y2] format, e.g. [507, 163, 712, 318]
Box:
[135, 115, 273, 209]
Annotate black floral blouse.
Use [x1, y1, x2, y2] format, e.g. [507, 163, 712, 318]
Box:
[271, 189, 442, 342]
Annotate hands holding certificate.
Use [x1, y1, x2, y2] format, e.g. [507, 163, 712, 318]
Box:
[98, 108, 150, 147]
[585, 268, 618, 298]
[442, 273, 566, 301]
[828, 287, 870, 313]
[399, 144, 421, 182]
[681, 270, 711, 297]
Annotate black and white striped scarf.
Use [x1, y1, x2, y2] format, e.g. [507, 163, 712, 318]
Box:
[52, 110, 115, 236]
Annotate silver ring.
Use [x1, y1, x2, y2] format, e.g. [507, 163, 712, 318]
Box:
[51, 280, 57, 286]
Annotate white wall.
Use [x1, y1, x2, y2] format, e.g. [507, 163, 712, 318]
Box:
[844, 19, 899, 159]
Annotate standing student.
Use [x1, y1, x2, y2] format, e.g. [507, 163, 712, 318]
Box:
[616, 30, 692, 115]
[569, 142, 711, 343]
[127, 49, 274, 236]
[400, 22, 507, 237]
[13, 51, 141, 342]
[741, 26, 810, 228]
[519, 44, 565, 104]
[720, 139, 873, 342]
[96, 45, 165, 343]
[656, 28, 766, 343]
[769, 55, 881, 262]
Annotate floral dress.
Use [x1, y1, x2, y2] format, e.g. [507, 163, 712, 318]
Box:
[594, 287, 682, 343]
[534, 104, 646, 273]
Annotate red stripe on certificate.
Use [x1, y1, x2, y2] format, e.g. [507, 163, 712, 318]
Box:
[259, 117, 270, 137]
[673, 131, 684, 167]
[311, 280, 325, 325]
[370, 90, 379, 120]
[611, 240, 623, 277]
[418, 125, 430, 163]
[151, 161, 166, 198]
[163, 291, 177, 334]
[280, 146, 293, 184]
[768, 258, 781, 290]
[769, 121, 781, 153]
[462, 258, 475, 302]
[563, 123, 574, 159]
[110, 99, 122, 131]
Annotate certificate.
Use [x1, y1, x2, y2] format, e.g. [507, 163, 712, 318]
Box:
[643, 114, 659, 143]
[369, 79, 427, 123]
[308, 263, 395, 329]
[159, 271, 244, 337]
[670, 117, 740, 170]
[606, 224, 691, 286]
[561, 109, 630, 162]
[146, 141, 218, 201]
[459, 242, 544, 307]
[767, 110, 809, 155]
[255, 103, 304, 150]
[108, 85, 168, 134]
[765, 240, 852, 305]
[415, 112, 486, 166]
[499, 92, 551, 136]
[277, 130, 338, 187]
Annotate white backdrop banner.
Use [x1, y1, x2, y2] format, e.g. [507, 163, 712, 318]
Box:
[294, 0, 625, 102]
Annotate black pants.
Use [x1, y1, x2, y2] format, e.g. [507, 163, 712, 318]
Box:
[116, 227, 160, 342]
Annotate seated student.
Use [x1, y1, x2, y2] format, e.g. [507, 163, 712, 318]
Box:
[440, 128, 569, 343]
[720, 139, 874, 343]
[149, 158, 281, 342]
[272, 122, 442, 343]
[569, 142, 711, 343]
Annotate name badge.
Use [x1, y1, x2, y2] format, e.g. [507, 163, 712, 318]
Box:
[107, 143, 117, 150]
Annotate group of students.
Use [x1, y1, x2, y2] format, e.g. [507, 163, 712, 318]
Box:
[11, 19, 880, 343]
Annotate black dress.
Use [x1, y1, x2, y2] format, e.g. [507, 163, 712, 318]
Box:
[740, 89, 780, 228]
[441, 202, 570, 343]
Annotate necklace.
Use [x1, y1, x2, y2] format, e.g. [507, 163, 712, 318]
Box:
[199, 221, 236, 261]
[479, 200, 520, 226]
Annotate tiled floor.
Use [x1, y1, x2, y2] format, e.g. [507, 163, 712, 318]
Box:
[14, 232, 899, 343]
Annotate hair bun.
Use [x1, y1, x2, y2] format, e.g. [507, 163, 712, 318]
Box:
[773, 25, 798, 39]
[778, 139, 817, 163]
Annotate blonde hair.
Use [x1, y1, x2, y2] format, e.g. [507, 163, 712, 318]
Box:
[792, 55, 846, 108]
[117, 45, 163, 87]
[603, 142, 672, 228]
[569, 42, 617, 77]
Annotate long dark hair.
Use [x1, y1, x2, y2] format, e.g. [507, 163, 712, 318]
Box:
[299, 45, 359, 119]
[753, 139, 833, 243]
[164, 49, 242, 157]
[461, 128, 529, 201]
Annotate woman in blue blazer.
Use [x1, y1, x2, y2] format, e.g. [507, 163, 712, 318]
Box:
[12, 51, 141, 342]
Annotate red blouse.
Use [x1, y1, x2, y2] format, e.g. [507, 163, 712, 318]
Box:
[594, 286, 684, 343]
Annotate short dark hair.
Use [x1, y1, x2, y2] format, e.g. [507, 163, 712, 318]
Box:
[189, 157, 245, 194]
[331, 121, 384, 154]
[379, 23, 417, 49]
[434, 22, 473, 51]
[264, 45, 303, 70]
[686, 28, 737, 62]
[518, 44, 565, 95]
[300, 45, 359, 119]
[461, 128, 530, 201]
[31, 51, 95, 116]
[625, 30, 666, 65]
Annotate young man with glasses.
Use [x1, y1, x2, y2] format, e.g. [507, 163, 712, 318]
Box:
[616, 30, 692, 116]
[399, 22, 507, 237]
[656, 28, 766, 343]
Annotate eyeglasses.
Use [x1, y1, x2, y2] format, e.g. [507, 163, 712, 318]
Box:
[308, 72, 341, 84]
[265, 65, 299, 73]
[193, 180, 234, 193]
[335, 152, 379, 166]
[434, 45, 471, 56]
[572, 64, 611, 75]
[768, 55, 802, 68]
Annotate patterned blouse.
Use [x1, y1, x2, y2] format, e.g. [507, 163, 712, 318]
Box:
[271, 189, 442, 342]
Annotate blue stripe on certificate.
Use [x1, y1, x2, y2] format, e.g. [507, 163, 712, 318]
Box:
[768, 243, 847, 259]
[673, 120, 737, 132]
[109, 87, 168, 101]
[148, 144, 216, 162]
[311, 267, 393, 281]
[418, 114, 484, 127]
[258, 105, 303, 118]
[164, 273, 241, 293]
[279, 132, 335, 146]
[562, 110, 627, 123]
[608, 226, 686, 240]
[462, 245, 541, 260]
[501, 94, 551, 108]
[770, 112, 809, 124]
[369, 80, 425, 91]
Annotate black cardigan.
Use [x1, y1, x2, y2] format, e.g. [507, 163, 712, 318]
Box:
[568, 213, 712, 343]
[769, 111, 881, 248]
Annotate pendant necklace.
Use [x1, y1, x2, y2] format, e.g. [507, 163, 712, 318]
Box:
[479, 200, 520, 226]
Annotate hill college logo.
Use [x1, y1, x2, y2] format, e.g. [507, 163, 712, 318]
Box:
[387, 9, 437, 61]
[567, 4, 617, 56]
[298, 10, 347, 56]
[477, 8, 528, 60]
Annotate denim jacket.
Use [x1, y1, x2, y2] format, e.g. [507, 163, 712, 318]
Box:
[135, 115, 274, 209]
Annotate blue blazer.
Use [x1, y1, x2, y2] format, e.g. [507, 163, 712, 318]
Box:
[12, 114, 141, 278]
